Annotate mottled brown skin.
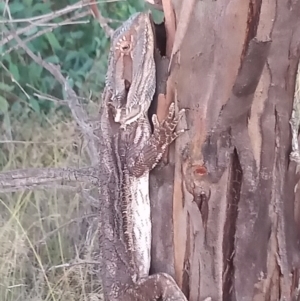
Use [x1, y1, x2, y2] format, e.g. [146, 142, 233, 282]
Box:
[97, 12, 187, 301]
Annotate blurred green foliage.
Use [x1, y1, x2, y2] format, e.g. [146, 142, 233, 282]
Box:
[0, 0, 146, 119]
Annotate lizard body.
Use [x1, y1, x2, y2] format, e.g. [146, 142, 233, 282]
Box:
[97, 12, 187, 301]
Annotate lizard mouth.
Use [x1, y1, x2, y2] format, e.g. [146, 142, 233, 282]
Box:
[124, 79, 131, 99]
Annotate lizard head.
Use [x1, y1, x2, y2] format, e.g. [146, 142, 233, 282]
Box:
[106, 12, 156, 126]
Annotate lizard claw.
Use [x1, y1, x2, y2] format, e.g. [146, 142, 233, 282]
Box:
[151, 114, 160, 128]
[166, 102, 175, 119]
[151, 102, 187, 148]
[163, 104, 185, 132]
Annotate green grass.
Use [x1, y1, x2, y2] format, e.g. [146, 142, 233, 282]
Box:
[0, 108, 102, 301]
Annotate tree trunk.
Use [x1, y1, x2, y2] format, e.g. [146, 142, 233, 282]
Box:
[150, 0, 300, 300]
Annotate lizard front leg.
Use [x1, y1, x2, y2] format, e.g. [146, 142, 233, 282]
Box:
[127, 102, 185, 177]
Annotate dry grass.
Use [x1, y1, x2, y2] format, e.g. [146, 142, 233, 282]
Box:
[0, 109, 102, 301]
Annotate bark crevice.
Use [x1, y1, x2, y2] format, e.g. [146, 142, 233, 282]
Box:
[222, 148, 242, 301]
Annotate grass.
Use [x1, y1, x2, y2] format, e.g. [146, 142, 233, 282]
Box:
[0, 108, 102, 301]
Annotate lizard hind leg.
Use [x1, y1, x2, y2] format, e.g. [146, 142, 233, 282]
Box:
[123, 273, 187, 301]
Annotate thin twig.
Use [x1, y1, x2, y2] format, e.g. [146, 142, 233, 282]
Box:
[0, 1, 114, 23]
[88, 0, 114, 37]
[26, 83, 67, 104]
[0, 1, 102, 23]
[9, 29, 98, 164]
[33, 93, 68, 104]
[23, 20, 90, 27]
[26, 83, 88, 101]
[0, 61, 30, 99]
[0, 0, 114, 48]
[1, 3, 83, 47]
[34, 213, 98, 246]
[3, 0, 12, 19]
[81, 190, 100, 207]
[2, 11, 90, 57]
[48, 260, 100, 271]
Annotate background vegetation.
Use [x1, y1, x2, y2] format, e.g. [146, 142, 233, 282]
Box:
[0, 0, 148, 300]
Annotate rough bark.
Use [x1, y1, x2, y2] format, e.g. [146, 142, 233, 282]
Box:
[150, 0, 300, 300]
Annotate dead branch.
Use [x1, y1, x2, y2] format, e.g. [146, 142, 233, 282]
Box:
[88, 0, 114, 37]
[0, 167, 98, 193]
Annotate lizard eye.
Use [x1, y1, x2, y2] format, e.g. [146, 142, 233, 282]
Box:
[120, 41, 131, 52]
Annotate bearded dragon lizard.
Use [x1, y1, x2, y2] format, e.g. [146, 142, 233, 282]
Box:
[96, 12, 187, 301]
